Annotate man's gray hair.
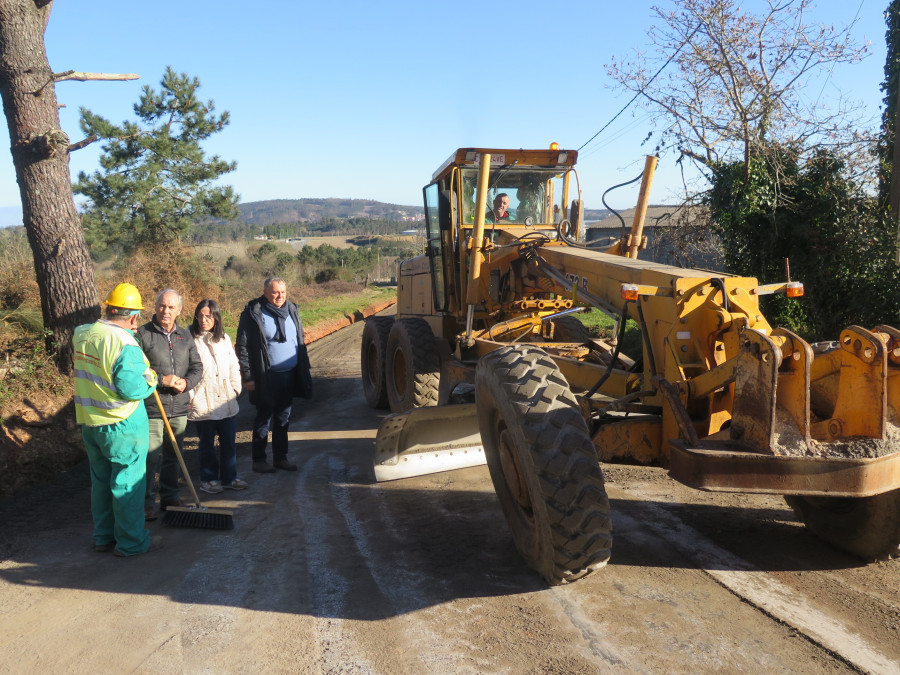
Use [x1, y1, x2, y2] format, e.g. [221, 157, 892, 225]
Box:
[264, 276, 286, 290]
[156, 288, 183, 310]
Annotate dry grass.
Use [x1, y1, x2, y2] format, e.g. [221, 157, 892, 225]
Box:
[0, 229, 42, 348]
[104, 245, 220, 315]
[0, 233, 404, 340]
[0, 234, 398, 502]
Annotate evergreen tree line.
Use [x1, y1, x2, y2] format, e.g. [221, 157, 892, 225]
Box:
[179, 216, 417, 247]
[297, 242, 404, 271]
[234, 237, 419, 286]
[260, 217, 416, 240]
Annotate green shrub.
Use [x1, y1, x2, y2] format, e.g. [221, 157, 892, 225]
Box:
[709, 147, 900, 340]
[315, 268, 340, 284]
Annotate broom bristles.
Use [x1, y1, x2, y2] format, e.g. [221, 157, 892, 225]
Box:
[161, 506, 234, 530]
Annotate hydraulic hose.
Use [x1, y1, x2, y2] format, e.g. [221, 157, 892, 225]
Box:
[586, 300, 631, 398]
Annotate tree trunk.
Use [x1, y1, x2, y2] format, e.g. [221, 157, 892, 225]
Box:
[0, 0, 100, 374]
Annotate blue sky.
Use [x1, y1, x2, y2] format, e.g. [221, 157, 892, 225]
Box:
[0, 0, 887, 226]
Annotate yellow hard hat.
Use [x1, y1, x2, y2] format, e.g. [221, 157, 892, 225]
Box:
[104, 283, 144, 310]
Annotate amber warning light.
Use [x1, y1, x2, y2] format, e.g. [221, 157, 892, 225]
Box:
[621, 284, 639, 302]
[786, 282, 804, 298]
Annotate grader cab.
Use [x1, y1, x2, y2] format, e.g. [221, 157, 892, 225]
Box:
[360, 147, 900, 585]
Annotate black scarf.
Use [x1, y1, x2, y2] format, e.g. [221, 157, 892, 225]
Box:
[262, 297, 290, 343]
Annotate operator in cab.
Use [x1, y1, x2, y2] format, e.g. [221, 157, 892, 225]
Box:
[488, 193, 512, 222]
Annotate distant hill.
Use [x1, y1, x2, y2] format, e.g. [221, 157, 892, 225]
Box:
[0, 200, 622, 230]
[236, 198, 611, 226]
[588, 204, 676, 228]
[583, 208, 611, 222]
[236, 199, 423, 226]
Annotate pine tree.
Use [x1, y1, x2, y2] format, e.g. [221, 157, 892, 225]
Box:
[75, 67, 238, 253]
[0, 0, 101, 374]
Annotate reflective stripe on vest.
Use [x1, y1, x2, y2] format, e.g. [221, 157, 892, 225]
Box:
[73, 320, 147, 426]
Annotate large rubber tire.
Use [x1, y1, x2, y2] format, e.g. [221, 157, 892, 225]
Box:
[550, 315, 592, 343]
[360, 316, 393, 409]
[475, 344, 612, 585]
[785, 489, 900, 561]
[385, 318, 441, 413]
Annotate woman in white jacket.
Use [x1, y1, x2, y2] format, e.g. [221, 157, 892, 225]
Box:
[189, 299, 247, 493]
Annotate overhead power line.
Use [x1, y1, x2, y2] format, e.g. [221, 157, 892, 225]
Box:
[578, 23, 701, 153]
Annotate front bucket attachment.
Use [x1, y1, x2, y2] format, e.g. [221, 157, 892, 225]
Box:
[373, 404, 485, 482]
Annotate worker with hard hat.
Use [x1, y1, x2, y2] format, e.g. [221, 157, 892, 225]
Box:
[73, 283, 162, 557]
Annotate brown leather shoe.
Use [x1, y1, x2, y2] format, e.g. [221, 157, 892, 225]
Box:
[145, 507, 159, 522]
[274, 459, 298, 471]
[252, 461, 275, 473]
[94, 542, 116, 553]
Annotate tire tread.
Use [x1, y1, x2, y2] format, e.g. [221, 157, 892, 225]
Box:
[477, 345, 612, 584]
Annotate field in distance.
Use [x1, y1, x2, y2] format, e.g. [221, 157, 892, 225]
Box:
[287, 234, 422, 250]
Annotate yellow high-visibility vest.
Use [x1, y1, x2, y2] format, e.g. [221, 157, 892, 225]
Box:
[73, 321, 151, 426]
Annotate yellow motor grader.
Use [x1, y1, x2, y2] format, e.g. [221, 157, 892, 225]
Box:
[360, 146, 900, 585]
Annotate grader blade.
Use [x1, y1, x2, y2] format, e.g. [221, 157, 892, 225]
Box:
[666, 323, 900, 496]
[373, 404, 485, 482]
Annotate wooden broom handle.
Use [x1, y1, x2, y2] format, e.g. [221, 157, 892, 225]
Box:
[152, 388, 203, 507]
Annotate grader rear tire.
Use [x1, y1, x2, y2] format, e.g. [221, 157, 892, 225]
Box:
[475, 344, 612, 585]
[385, 318, 441, 413]
[360, 317, 393, 409]
[785, 489, 900, 561]
[551, 315, 591, 343]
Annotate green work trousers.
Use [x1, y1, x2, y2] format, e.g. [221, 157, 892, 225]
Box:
[146, 416, 187, 507]
[82, 409, 150, 556]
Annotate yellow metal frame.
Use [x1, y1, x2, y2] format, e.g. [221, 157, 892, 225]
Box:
[394, 148, 900, 496]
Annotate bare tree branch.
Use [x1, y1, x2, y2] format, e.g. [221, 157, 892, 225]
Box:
[55, 71, 139, 83]
[67, 134, 98, 153]
[604, 0, 872, 183]
[33, 70, 139, 96]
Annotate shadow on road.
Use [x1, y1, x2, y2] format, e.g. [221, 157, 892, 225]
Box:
[0, 470, 862, 622]
[0, 368, 866, 621]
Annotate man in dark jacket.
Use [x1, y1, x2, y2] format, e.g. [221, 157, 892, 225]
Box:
[137, 289, 203, 519]
[236, 277, 312, 473]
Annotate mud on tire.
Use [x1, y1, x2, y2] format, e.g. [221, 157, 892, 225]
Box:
[475, 344, 612, 585]
[785, 489, 900, 561]
[550, 315, 592, 343]
[385, 318, 441, 413]
[361, 317, 393, 409]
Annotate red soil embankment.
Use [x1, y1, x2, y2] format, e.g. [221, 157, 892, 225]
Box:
[304, 298, 395, 344]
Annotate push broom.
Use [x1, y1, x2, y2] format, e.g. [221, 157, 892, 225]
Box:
[152, 389, 234, 530]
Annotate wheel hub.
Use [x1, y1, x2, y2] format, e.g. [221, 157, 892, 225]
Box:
[498, 427, 531, 513]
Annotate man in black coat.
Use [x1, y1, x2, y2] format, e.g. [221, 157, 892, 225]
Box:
[137, 289, 203, 519]
[236, 277, 312, 473]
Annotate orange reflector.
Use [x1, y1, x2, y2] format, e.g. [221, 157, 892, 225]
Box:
[621, 284, 639, 302]
[786, 282, 804, 298]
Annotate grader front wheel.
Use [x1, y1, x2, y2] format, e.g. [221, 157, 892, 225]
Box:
[785, 489, 900, 561]
[475, 344, 612, 585]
